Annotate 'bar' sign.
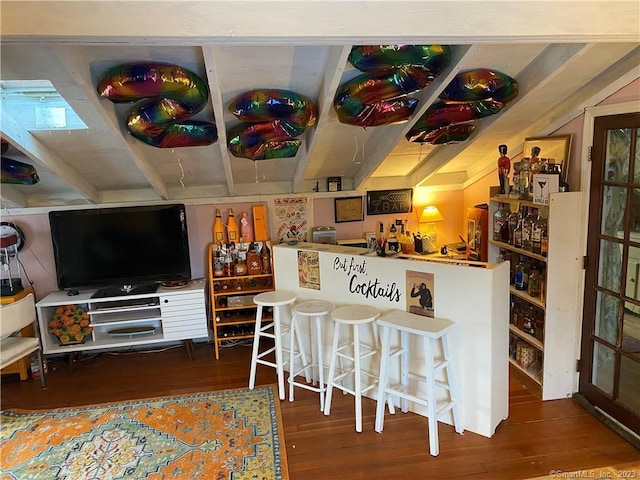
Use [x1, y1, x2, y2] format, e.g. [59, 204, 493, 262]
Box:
[366, 188, 413, 215]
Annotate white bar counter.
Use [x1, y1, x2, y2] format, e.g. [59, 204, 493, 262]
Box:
[272, 242, 510, 438]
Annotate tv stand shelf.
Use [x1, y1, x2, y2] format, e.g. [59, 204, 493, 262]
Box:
[36, 279, 209, 355]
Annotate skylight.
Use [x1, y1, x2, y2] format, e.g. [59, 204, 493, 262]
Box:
[0, 80, 87, 131]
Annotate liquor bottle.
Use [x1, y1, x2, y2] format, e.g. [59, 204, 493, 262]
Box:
[213, 208, 226, 244]
[539, 207, 549, 257]
[239, 211, 254, 243]
[234, 250, 248, 276]
[511, 298, 519, 325]
[523, 304, 535, 335]
[247, 243, 262, 275]
[413, 231, 422, 254]
[222, 245, 234, 277]
[260, 241, 272, 274]
[507, 208, 519, 245]
[213, 243, 224, 277]
[531, 212, 543, 255]
[515, 299, 525, 330]
[387, 222, 399, 252]
[514, 255, 528, 291]
[522, 208, 534, 251]
[519, 155, 530, 199]
[496, 248, 507, 264]
[513, 209, 523, 249]
[376, 222, 387, 256]
[493, 204, 505, 242]
[528, 262, 541, 297]
[227, 208, 239, 244]
[500, 207, 510, 243]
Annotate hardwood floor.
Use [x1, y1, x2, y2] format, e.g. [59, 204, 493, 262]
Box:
[1, 342, 638, 479]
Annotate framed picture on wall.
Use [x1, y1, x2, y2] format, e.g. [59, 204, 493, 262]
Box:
[366, 188, 413, 215]
[334, 196, 364, 223]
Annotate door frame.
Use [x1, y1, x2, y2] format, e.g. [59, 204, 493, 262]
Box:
[577, 100, 640, 421]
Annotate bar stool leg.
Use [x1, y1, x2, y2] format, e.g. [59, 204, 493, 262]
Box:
[323, 321, 342, 416]
[288, 313, 311, 402]
[353, 324, 363, 433]
[400, 330, 409, 413]
[294, 316, 311, 383]
[248, 305, 264, 391]
[314, 317, 325, 411]
[443, 333, 463, 434]
[273, 305, 286, 400]
[375, 324, 392, 433]
[424, 336, 439, 456]
[288, 313, 298, 402]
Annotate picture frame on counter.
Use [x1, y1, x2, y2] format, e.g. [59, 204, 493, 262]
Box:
[327, 176, 342, 192]
[334, 196, 364, 223]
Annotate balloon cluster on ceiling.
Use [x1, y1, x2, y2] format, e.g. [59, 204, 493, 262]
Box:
[97, 62, 218, 148]
[0, 139, 39, 185]
[227, 89, 317, 161]
[406, 69, 519, 144]
[334, 45, 451, 127]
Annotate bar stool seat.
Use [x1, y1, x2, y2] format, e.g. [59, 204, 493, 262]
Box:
[374, 309, 463, 456]
[248, 290, 297, 400]
[323, 304, 380, 432]
[288, 299, 334, 410]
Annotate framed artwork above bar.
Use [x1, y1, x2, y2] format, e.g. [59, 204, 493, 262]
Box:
[334, 196, 364, 223]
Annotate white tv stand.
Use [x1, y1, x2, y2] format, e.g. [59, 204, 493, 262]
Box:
[36, 279, 208, 356]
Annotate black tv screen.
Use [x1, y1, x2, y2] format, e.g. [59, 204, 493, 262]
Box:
[49, 204, 192, 292]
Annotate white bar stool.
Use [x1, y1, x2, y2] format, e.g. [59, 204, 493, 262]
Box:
[374, 310, 463, 456]
[248, 290, 297, 400]
[288, 300, 334, 410]
[323, 304, 380, 432]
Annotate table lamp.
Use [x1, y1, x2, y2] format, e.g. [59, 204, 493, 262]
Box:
[419, 206, 444, 254]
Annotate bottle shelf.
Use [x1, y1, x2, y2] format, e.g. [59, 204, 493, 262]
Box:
[490, 196, 539, 209]
[212, 285, 273, 297]
[509, 324, 543, 351]
[208, 240, 274, 359]
[510, 286, 545, 309]
[491, 189, 582, 401]
[490, 239, 547, 263]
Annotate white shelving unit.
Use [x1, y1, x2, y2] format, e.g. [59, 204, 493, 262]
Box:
[36, 279, 208, 355]
[488, 188, 583, 400]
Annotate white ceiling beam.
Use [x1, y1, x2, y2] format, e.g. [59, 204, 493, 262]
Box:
[413, 43, 601, 186]
[293, 45, 353, 191]
[2, 2, 638, 43]
[353, 45, 475, 189]
[51, 46, 171, 200]
[202, 46, 234, 197]
[1, 109, 101, 203]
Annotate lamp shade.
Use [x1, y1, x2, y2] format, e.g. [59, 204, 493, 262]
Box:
[419, 206, 444, 223]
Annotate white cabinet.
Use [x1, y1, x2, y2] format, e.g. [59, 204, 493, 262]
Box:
[36, 280, 208, 355]
[489, 188, 582, 400]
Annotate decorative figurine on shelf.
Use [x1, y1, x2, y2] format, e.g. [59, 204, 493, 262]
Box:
[497, 144, 511, 195]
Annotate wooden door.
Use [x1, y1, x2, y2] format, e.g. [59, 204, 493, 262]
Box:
[580, 112, 640, 434]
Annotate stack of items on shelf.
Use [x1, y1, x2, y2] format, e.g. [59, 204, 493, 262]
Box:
[493, 203, 548, 257]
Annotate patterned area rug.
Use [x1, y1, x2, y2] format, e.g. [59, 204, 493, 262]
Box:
[0, 386, 288, 480]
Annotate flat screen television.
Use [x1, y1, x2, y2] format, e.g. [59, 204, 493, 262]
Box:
[49, 204, 192, 297]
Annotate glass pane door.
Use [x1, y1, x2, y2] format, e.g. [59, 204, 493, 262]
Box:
[581, 112, 640, 434]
